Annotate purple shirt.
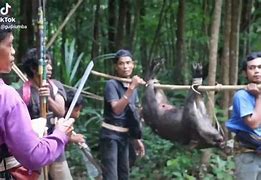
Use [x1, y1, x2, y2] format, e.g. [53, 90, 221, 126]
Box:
[0, 79, 68, 170]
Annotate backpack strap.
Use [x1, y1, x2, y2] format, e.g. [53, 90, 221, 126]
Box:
[48, 79, 58, 97]
[22, 81, 32, 106]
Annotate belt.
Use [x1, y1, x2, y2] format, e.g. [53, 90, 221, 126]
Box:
[102, 122, 129, 133]
[234, 146, 256, 155]
[233, 139, 256, 155]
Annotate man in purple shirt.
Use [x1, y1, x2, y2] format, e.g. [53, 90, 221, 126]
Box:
[0, 16, 74, 179]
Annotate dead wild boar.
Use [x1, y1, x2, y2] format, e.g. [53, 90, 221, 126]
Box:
[142, 60, 224, 148]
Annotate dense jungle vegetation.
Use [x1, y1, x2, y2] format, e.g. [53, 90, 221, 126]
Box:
[2, 0, 261, 179]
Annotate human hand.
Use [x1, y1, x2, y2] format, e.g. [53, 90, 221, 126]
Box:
[39, 83, 50, 97]
[246, 83, 261, 97]
[132, 139, 145, 157]
[55, 118, 75, 136]
[129, 75, 146, 90]
[69, 133, 85, 144]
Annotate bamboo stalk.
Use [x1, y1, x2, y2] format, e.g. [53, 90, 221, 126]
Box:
[12, 64, 103, 101]
[91, 70, 254, 91]
[12, 64, 28, 82]
[46, 0, 83, 49]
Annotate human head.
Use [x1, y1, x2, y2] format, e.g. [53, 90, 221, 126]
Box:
[242, 52, 261, 84]
[0, 15, 15, 73]
[22, 48, 53, 79]
[65, 89, 84, 119]
[113, 49, 135, 78]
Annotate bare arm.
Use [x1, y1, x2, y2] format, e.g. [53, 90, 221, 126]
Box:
[244, 83, 261, 129]
[111, 87, 134, 115]
[39, 83, 66, 117]
[111, 75, 145, 115]
[48, 93, 66, 117]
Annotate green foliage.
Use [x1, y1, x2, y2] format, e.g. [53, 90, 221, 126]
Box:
[8, 0, 259, 178]
[210, 155, 235, 179]
[57, 39, 84, 86]
[130, 126, 235, 179]
[67, 106, 103, 178]
[130, 127, 201, 180]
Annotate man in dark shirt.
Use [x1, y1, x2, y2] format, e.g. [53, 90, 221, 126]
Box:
[19, 48, 73, 180]
[100, 49, 145, 180]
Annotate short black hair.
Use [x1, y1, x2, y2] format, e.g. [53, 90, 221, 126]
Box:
[242, 52, 261, 71]
[22, 48, 53, 78]
[0, 15, 13, 42]
[65, 89, 84, 108]
[113, 49, 133, 64]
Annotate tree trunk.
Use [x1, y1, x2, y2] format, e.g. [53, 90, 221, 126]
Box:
[129, 1, 141, 51]
[240, 0, 253, 57]
[91, 0, 100, 58]
[207, 0, 223, 119]
[140, 0, 148, 76]
[221, 0, 231, 118]
[108, 0, 116, 51]
[125, 0, 131, 50]
[18, 0, 34, 65]
[174, 0, 186, 84]
[148, 0, 167, 61]
[203, 0, 223, 168]
[229, 0, 242, 86]
[115, 0, 127, 49]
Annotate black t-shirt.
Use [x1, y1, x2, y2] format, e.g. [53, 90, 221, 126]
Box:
[101, 79, 139, 140]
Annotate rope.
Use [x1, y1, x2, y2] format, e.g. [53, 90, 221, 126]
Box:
[206, 91, 225, 136]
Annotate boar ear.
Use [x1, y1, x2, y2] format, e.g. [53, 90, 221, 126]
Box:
[145, 57, 164, 81]
[192, 62, 203, 79]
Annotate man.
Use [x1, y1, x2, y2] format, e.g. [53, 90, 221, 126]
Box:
[100, 49, 145, 180]
[226, 52, 261, 179]
[0, 16, 74, 179]
[20, 48, 80, 180]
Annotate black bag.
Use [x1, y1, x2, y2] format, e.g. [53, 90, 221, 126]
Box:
[126, 104, 142, 139]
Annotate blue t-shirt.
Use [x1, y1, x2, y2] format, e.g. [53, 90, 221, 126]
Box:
[226, 89, 261, 136]
[101, 79, 139, 140]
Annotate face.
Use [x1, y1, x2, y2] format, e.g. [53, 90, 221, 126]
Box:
[115, 56, 135, 78]
[71, 106, 82, 119]
[0, 33, 15, 73]
[245, 58, 261, 84]
[46, 55, 52, 79]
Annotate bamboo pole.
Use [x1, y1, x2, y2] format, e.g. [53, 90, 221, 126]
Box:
[46, 0, 83, 49]
[91, 70, 254, 91]
[12, 64, 103, 101]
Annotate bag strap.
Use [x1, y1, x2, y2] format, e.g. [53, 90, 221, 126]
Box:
[48, 79, 58, 97]
[22, 81, 32, 106]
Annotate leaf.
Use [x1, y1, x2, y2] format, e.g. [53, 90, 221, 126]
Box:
[70, 52, 84, 82]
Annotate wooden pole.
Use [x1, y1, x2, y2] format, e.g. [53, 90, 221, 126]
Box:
[12, 64, 103, 101]
[91, 70, 254, 91]
[46, 0, 83, 49]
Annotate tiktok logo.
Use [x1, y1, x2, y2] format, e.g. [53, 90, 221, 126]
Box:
[0, 3, 11, 15]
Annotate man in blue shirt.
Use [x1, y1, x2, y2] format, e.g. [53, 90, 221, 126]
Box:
[226, 52, 261, 179]
[100, 49, 145, 180]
